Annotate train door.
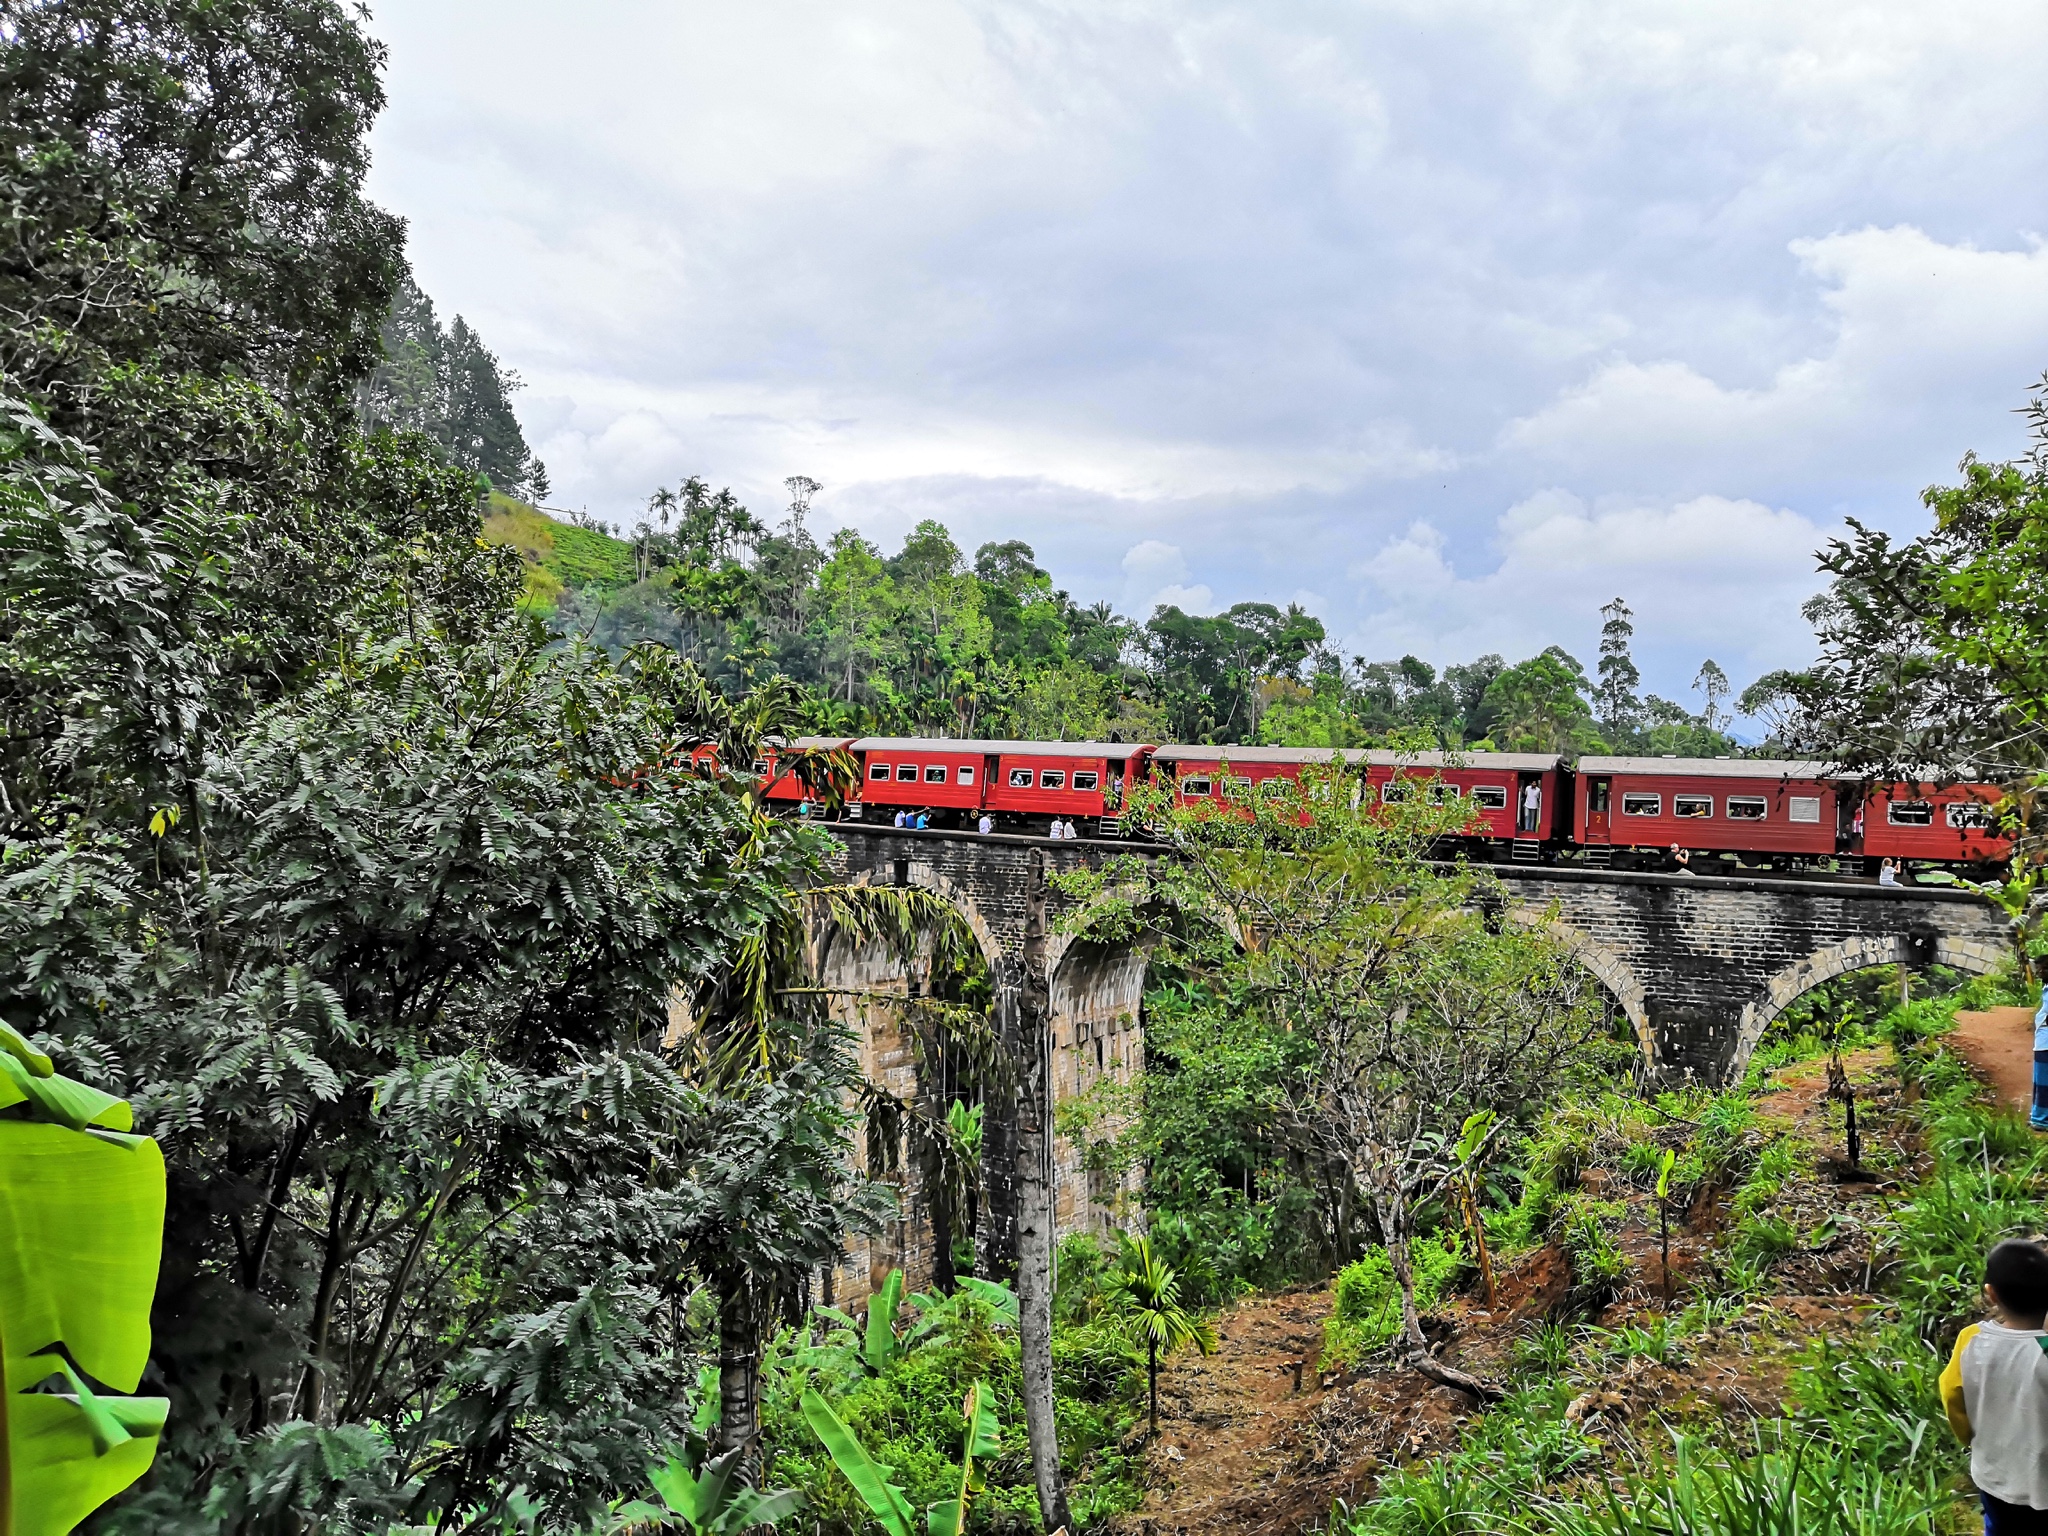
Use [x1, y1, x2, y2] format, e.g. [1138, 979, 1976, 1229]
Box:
[1836, 784, 1865, 857]
[1585, 777, 1611, 844]
[1515, 772, 1543, 835]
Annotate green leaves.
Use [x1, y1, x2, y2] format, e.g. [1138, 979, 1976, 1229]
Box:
[640, 1438, 803, 1535]
[800, 1381, 1003, 1536]
[863, 1268, 906, 1374]
[1655, 1147, 1678, 1202]
[0, 1078, 169, 1534]
[800, 1389, 921, 1536]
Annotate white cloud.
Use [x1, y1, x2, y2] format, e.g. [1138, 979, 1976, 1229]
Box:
[362, 1, 2048, 680]
[1349, 491, 1833, 691]
[1120, 539, 1214, 616]
[1504, 227, 2048, 490]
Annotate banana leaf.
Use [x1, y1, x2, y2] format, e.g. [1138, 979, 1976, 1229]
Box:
[649, 1443, 743, 1529]
[0, 1092, 168, 1534]
[800, 1390, 917, 1536]
[726, 1487, 804, 1531]
[956, 1277, 1018, 1325]
[863, 1269, 904, 1372]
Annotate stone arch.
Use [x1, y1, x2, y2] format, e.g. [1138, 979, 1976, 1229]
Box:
[1506, 908, 1653, 1063]
[825, 861, 1007, 978]
[1726, 933, 2008, 1079]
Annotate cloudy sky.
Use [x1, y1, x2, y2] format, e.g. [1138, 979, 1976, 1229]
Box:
[365, 1, 2048, 710]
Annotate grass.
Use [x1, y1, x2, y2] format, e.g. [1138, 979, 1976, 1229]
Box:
[480, 493, 635, 611]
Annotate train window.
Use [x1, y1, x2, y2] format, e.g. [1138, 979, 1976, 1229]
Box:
[869, 762, 891, 781]
[924, 765, 947, 784]
[1888, 801, 1933, 826]
[1621, 793, 1661, 816]
[1427, 784, 1461, 804]
[1472, 786, 1508, 810]
[956, 766, 975, 785]
[1073, 771, 1099, 791]
[1726, 797, 1766, 821]
[1947, 801, 1993, 830]
[1226, 777, 1254, 801]
[1039, 770, 1066, 789]
[1260, 778, 1293, 799]
[1675, 795, 1713, 819]
[1008, 768, 1033, 788]
[1182, 777, 1213, 797]
[752, 760, 770, 777]
[1381, 780, 1413, 803]
[1789, 796, 1821, 824]
[897, 764, 919, 782]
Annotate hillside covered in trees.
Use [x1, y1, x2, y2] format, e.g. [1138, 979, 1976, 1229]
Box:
[500, 489, 1744, 755]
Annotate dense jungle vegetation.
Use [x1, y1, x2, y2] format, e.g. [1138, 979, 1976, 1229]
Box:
[509, 489, 1747, 756]
[9, 4, 2048, 1536]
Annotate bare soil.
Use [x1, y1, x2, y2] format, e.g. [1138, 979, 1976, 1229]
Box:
[1949, 1006, 2037, 1112]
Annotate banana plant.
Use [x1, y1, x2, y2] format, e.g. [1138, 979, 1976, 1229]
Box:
[1451, 1110, 1500, 1308]
[0, 1019, 169, 1535]
[803, 1268, 907, 1377]
[800, 1382, 1000, 1536]
[608, 1431, 803, 1535]
[1655, 1148, 1678, 1307]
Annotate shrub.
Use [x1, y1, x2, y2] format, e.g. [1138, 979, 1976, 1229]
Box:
[1323, 1235, 1466, 1367]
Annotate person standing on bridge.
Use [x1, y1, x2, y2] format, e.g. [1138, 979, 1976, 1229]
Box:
[978, 812, 994, 835]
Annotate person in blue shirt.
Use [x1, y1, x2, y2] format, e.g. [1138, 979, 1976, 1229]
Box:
[2032, 992, 2048, 1133]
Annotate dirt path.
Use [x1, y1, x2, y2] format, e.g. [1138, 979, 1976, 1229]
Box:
[1950, 1006, 2037, 1112]
[1130, 1287, 1341, 1536]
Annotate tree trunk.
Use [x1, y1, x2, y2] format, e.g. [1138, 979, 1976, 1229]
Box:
[715, 1272, 761, 1473]
[1659, 1202, 1671, 1306]
[1014, 851, 1074, 1534]
[1148, 1338, 1159, 1434]
[1377, 1181, 1502, 1404]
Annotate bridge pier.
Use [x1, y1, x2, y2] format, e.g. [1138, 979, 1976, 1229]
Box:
[818, 828, 1145, 1302]
[1493, 866, 2013, 1083]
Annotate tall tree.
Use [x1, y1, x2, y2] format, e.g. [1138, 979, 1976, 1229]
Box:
[1596, 598, 1642, 738]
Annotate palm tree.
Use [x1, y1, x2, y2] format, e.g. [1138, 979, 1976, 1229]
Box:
[1109, 1234, 1217, 1434]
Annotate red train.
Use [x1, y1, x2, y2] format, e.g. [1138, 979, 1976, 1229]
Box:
[757, 738, 2008, 877]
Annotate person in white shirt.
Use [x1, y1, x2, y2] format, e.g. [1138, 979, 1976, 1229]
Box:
[978, 813, 993, 835]
[1942, 1239, 2048, 1532]
[1047, 819, 1064, 840]
[1064, 820, 1079, 840]
[1879, 859, 1901, 887]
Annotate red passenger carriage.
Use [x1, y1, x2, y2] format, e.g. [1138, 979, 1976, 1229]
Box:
[1574, 757, 1839, 870]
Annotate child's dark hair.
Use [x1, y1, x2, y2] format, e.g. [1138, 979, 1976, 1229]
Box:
[1987, 1239, 2048, 1318]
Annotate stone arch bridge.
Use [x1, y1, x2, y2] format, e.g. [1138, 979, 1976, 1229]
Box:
[815, 824, 2010, 1295]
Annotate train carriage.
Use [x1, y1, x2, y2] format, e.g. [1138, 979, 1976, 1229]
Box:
[1150, 745, 1567, 856]
[1574, 757, 1838, 867]
[1856, 780, 2006, 869]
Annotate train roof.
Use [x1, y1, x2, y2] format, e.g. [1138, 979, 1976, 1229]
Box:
[1576, 755, 1830, 779]
[1150, 745, 1563, 771]
[844, 737, 1152, 759]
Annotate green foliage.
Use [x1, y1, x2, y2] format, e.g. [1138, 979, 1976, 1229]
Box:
[769, 1278, 1140, 1536]
[1323, 1236, 1466, 1367]
[0, 1049, 169, 1533]
[615, 1435, 803, 1535]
